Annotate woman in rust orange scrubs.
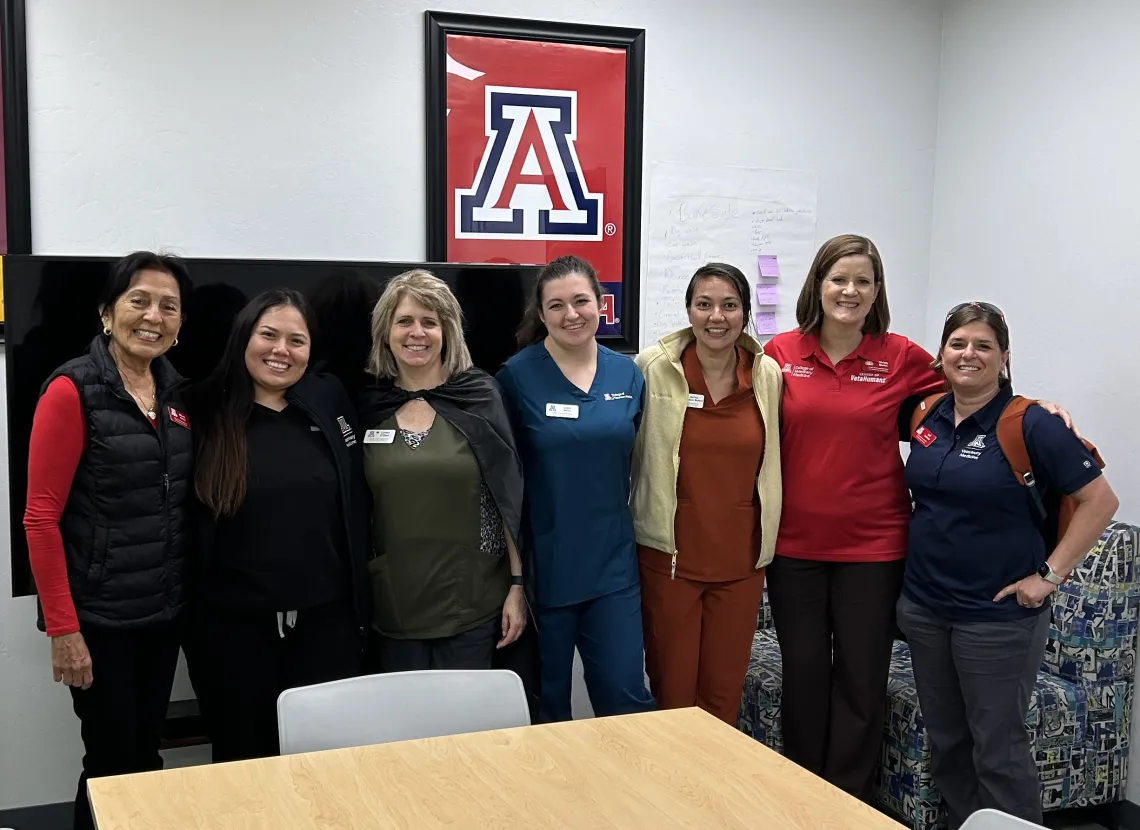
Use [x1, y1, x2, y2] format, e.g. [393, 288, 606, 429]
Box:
[631, 263, 782, 724]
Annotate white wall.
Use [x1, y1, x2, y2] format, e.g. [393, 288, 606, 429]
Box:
[929, 0, 1140, 799]
[1, 0, 945, 810]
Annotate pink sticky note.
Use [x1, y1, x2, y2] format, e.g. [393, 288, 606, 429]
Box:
[757, 254, 781, 278]
[754, 311, 778, 335]
[755, 284, 779, 305]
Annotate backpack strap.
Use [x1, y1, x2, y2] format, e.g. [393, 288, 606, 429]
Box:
[909, 393, 948, 436]
[996, 396, 1047, 521]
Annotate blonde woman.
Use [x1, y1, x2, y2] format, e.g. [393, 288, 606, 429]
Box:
[358, 270, 527, 670]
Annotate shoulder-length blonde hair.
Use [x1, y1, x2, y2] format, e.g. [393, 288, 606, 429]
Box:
[367, 269, 473, 380]
[795, 234, 890, 336]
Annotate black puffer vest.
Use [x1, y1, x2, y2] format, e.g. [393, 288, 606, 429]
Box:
[46, 335, 194, 628]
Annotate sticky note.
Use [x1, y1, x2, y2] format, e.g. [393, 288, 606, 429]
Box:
[757, 254, 781, 278]
[755, 284, 779, 305]
[754, 311, 778, 335]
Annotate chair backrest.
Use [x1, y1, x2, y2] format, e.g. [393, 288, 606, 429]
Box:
[276, 669, 531, 755]
[960, 808, 1047, 829]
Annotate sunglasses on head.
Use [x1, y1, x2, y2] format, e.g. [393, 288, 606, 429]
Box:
[946, 301, 1004, 321]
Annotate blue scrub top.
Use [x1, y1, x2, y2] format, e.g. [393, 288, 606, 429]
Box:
[496, 342, 643, 609]
[903, 385, 1102, 622]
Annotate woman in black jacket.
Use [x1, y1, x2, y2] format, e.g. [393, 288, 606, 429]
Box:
[190, 288, 370, 762]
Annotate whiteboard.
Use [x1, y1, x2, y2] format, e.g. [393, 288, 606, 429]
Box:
[642, 161, 819, 349]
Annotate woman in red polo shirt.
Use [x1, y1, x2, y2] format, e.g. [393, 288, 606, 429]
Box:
[763, 234, 1069, 800]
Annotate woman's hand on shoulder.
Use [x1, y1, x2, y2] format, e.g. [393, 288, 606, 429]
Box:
[1038, 400, 1080, 439]
[51, 631, 93, 689]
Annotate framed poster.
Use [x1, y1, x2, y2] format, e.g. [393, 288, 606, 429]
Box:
[425, 11, 645, 352]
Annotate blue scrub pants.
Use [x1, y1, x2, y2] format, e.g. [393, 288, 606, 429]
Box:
[535, 580, 656, 722]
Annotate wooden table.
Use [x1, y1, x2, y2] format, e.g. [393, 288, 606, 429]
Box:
[89, 707, 902, 828]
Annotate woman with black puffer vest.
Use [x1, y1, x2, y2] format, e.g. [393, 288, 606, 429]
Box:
[24, 251, 195, 830]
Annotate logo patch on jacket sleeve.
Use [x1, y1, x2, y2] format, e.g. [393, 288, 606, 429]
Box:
[167, 406, 191, 430]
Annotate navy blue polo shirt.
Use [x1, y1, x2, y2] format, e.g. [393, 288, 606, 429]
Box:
[496, 342, 642, 609]
[903, 385, 1102, 622]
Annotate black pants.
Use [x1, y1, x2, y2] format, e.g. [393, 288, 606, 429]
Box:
[69, 620, 182, 830]
[766, 557, 905, 799]
[897, 594, 1050, 830]
[201, 602, 363, 762]
[377, 617, 498, 672]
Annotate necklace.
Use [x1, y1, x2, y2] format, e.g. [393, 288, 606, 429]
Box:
[121, 373, 157, 420]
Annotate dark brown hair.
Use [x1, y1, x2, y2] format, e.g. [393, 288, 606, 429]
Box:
[194, 288, 316, 517]
[932, 302, 1012, 387]
[686, 263, 752, 332]
[516, 255, 602, 349]
[795, 234, 890, 336]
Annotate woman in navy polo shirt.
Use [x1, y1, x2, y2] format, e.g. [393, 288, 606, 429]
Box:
[898, 302, 1118, 829]
[496, 254, 655, 722]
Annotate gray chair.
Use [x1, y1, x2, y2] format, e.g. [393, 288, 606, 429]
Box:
[276, 669, 531, 755]
[960, 809, 1047, 829]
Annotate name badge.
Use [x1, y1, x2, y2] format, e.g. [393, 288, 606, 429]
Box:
[687, 393, 705, 409]
[914, 426, 937, 448]
[364, 429, 395, 444]
[545, 403, 579, 419]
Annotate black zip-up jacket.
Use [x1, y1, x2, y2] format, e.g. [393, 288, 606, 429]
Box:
[188, 372, 372, 633]
[39, 335, 193, 630]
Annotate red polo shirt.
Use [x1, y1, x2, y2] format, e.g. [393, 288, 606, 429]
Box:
[764, 330, 942, 562]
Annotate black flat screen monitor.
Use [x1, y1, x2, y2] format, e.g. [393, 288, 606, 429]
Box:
[3, 255, 547, 596]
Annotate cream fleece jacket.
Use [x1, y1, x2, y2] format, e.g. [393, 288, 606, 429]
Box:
[631, 327, 783, 572]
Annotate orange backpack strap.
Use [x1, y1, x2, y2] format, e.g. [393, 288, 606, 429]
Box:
[909, 393, 947, 436]
[997, 396, 1052, 522]
[996, 396, 1035, 485]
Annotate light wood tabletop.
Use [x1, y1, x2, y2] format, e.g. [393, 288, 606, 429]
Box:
[89, 707, 903, 829]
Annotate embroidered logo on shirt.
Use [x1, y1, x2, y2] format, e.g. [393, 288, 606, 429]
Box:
[603, 392, 633, 401]
[337, 415, 357, 448]
[781, 362, 814, 378]
[849, 374, 887, 384]
[863, 360, 890, 373]
[967, 434, 986, 450]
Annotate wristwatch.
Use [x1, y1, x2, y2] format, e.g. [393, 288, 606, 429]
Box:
[511, 575, 524, 587]
[1037, 562, 1066, 585]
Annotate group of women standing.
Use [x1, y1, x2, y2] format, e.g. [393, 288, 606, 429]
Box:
[26, 236, 1118, 830]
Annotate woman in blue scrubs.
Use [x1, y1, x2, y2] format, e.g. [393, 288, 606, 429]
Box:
[496, 255, 656, 722]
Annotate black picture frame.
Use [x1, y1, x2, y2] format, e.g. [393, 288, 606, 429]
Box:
[1, 0, 31, 254]
[425, 10, 645, 353]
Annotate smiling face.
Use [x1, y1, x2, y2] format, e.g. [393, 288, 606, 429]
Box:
[244, 304, 311, 397]
[539, 273, 600, 350]
[820, 254, 878, 329]
[388, 294, 444, 374]
[101, 269, 183, 362]
[940, 321, 1008, 394]
[688, 276, 744, 353]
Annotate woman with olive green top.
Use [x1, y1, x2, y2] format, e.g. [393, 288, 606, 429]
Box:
[358, 270, 527, 670]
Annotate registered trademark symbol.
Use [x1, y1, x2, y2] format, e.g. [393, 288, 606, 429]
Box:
[604, 223, 617, 236]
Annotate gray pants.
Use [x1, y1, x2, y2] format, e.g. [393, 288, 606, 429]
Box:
[896, 594, 1050, 830]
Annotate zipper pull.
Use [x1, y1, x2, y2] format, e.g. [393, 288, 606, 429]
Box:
[163, 473, 170, 493]
[670, 552, 677, 580]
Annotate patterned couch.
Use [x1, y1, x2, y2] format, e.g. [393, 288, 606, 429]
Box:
[739, 521, 1140, 830]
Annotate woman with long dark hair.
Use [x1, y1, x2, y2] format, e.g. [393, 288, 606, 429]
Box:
[495, 254, 655, 722]
[189, 288, 370, 762]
